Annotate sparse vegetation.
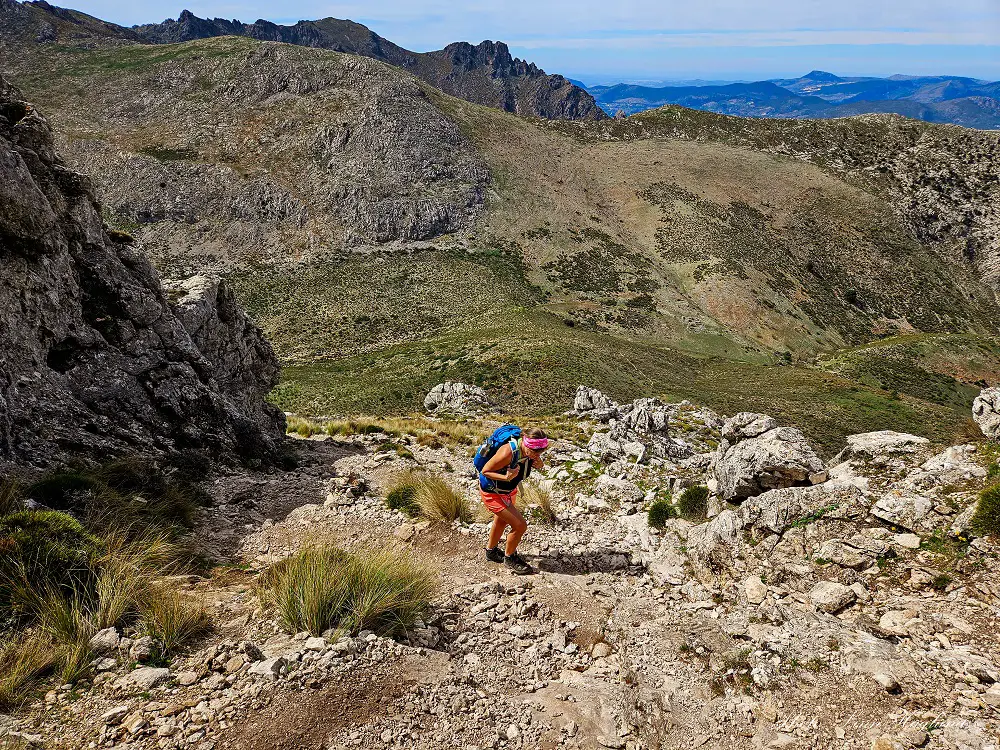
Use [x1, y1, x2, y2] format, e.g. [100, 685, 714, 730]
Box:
[970, 484, 1000, 537]
[258, 545, 436, 636]
[517, 480, 557, 524]
[677, 486, 709, 521]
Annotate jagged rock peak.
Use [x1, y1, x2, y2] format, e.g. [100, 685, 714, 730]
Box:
[0, 77, 284, 468]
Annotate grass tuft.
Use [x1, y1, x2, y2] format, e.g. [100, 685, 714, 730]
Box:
[140, 586, 211, 653]
[259, 545, 436, 636]
[677, 486, 710, 521]
[517, 480, 558, 524]
[388, 471, 470, 524]
[0, 635, 57, 712]
[970, 484, 1000, 537]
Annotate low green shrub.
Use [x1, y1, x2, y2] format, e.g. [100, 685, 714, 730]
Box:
[0, 511, 100, 619]
[647, 497, 675, 529]
[259, 545, 435, 636]
[677, 486, 710, 521]
[518, 481, 557, 524]
[970, 484, 1000, 537]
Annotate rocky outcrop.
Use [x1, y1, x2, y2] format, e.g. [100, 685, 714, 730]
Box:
[575, 387, 719, 464]
[973, 387, 1000, 439]
[128, 11, 607, 122]
[0, 78, 284, 467]
[423, 382, 493, 415]
[712, 413, 827, 501]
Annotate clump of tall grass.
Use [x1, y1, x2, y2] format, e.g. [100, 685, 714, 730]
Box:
[517, 481, 558, 524]
[386, 471, 470, 524]
[258, 545, 436, 636]
[971, 484, 1000, 537]
[0, 635, 57, 712]
[139, 586, 211, 653]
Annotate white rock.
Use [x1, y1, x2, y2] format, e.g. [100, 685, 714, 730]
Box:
[88, 627, 120, 654]
[873, 671, 900, 693]
[248, 657, 286, 679]
[878, 610, 917, 637]
[807, 581, 856, 613]
[115, 666, 170, 693]
[743, 575, 768, 605]
[892, 533, 921, 549]
[713, 412, 826, 501]
[972, 387, 1000, 439]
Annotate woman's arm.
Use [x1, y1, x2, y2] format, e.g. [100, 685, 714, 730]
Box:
[481, 444, 520, 482]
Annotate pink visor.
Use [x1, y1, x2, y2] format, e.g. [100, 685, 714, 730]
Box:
[523, 437, 549, 451]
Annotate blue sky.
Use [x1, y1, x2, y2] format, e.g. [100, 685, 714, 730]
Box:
[65, 0, 1000, 83]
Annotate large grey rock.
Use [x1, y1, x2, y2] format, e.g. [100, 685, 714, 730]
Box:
[831, 431, 930, 465]
[573, 385, 617, 414]
[586, 396, 694, 463]
[423, 381, 493, 415]
[0, 79, 284, 468]
[740, 482, 862, 536]
[713, 412, 827, 501]
[115, 667, 170, 693]
[88, 627, 120, 655]
[808, 581, 856, 613]
[686, 510, 745, 573]
[871, 491, 935, 532]
[973, 387, 1000, 439]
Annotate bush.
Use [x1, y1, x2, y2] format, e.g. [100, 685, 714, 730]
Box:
[677, 486, 710, 521]
[259, 545, 435, 636]
[23, 460, 206, 537]
[970, 484, 1000, 537]
[0, 511, 100, 619]
[647, 497, 675, 529]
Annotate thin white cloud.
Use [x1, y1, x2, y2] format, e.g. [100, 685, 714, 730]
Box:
[508, 28, 1000, 50]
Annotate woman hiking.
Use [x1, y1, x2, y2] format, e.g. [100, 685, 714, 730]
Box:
[474, 425, 549, 575]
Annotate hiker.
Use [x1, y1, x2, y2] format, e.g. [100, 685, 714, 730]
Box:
[474, 425, 549, 575]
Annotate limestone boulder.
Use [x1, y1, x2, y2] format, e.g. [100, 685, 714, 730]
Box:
[423, 381, 494, 415]
[972, 387, 1000, 439]
[713, 412, 827, 501]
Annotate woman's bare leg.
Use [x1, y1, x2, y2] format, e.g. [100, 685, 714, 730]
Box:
[487, 513, 508, 550]
[493, 506, 528, 556]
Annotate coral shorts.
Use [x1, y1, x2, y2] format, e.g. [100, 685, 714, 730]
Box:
[480, 488, 518, 515]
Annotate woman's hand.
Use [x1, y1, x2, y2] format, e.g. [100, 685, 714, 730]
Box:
[505, 465, 521, 481]
[531, 457, 544, 470]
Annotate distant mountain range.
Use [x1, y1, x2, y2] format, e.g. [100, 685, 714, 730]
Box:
[0, 1, 606, 121]
[590, 70, 1000, 129]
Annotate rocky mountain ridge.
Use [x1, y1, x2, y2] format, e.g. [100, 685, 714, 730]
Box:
[0, 75, 283, 468]
[0, 1, 606, 122]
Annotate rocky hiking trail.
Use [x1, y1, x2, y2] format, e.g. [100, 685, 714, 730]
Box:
[4, 387, 1000, 750]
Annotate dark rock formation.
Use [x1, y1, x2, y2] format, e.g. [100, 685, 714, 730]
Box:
[131, 10, 607, 121]
[0, 76, 284, 468]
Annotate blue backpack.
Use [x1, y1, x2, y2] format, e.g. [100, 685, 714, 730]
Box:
[473, 424, 522, 491]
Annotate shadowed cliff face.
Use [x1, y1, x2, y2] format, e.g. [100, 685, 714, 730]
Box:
[0, 76, 284, 468]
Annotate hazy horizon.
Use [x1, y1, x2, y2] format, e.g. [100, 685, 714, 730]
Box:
[40, 0, 1000, 82]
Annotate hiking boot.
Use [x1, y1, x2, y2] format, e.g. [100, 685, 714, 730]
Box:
[504, 553, 533, 575]
[485, 546, 505, 564]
